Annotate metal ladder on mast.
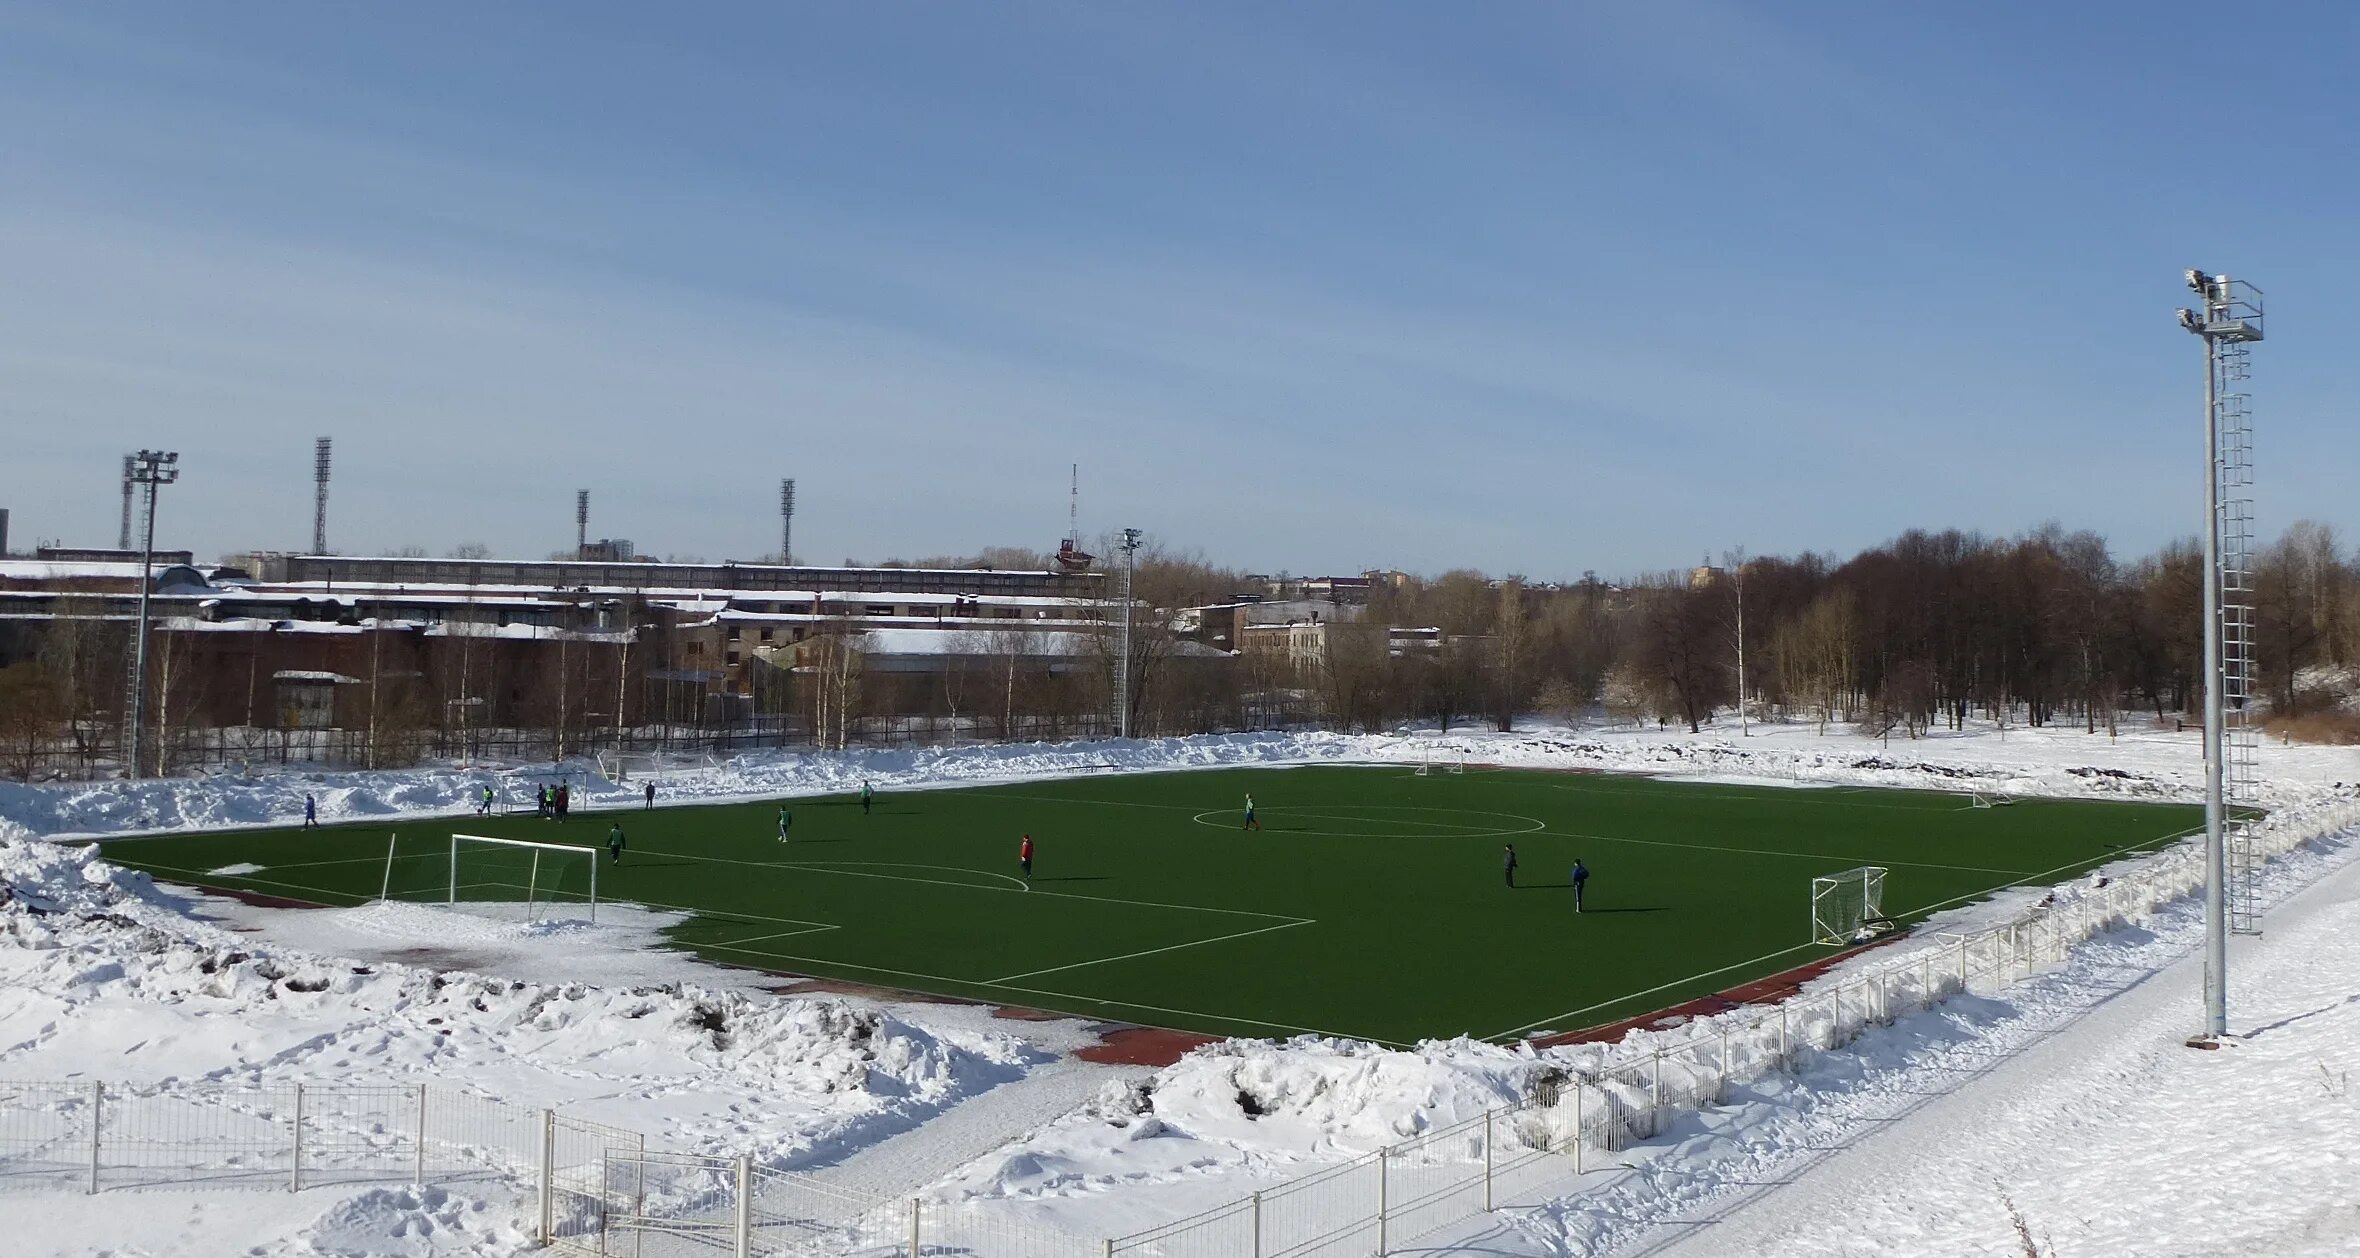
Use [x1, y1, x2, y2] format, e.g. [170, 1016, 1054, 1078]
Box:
[2216, 346, 2263, 936]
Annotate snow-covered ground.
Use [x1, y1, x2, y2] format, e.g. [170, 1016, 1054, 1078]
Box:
[1, 717, 2354, 1255]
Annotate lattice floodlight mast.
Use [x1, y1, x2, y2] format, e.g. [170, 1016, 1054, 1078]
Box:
[2177, 269, 2263, 1043]
[576, 489, 591, 560]
[123, 449, 180, 779]
[1811, 866, 1887, 945]
[1114, 528, 1143, 739]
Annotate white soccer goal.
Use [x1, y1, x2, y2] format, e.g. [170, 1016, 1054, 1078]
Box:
[1968, 789, 2018, 809]
[597, 751, 722, 784]
[1810, 865, 1889, 945]
[378, 833, 599, 924]
[1413, 750, 1467, 777]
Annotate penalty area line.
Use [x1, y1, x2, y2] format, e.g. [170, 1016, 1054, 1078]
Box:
[988, 916, 1316, 984]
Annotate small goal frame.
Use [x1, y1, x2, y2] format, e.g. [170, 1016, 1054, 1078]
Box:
[1810, 865, 1888, 945]
[1968, 789, 2018, 809]
[380, 832, 599, 923]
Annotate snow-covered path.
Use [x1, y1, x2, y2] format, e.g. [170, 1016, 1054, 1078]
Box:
[1623, 835, 2360, 1258]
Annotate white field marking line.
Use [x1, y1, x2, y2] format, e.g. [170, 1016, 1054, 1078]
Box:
[988, 916, 1316, 984]
[1544, 779, 2000, 814]
[1547, 827, 2029, 877]
[1489, 939, 1827, 1040]
[680, 936, 1387, 1043]
[1220, 805, 1547, 834]
[1188, 809, 1547, 840]
[777, 859, 1031, 892]
[1488, 820, 2212, 1042]
[1899, 822, 2207, 923]
[632, 844, 1302, 922]
[122, 861, 374, 906]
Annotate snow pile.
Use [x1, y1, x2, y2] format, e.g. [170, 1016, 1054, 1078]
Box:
[0, 836, 1043, 1158]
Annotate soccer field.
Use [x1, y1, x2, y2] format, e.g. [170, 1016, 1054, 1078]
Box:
[96, 767, 2203, 1046]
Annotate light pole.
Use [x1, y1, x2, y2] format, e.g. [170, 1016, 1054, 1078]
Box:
[125, 449, 180, 779]
[2176, 269, 2263, 1043]
[1115, 528, 1143, 739]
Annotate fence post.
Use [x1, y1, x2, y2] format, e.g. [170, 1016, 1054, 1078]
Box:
[734, 1155, 752, 1258]
[1481, 1110, 1493, 1212]
[1719, 1028, 1730, 1086]
[908, 1196, 921, 1258]
[1253, 1188, 1264, 1256]
[291, 1082, 305, 1193]
[1375, 1148, 1388, 1255]
[1649, 1053, 1662, 1132]
[539, 1110, 556, 1243]
[1779, 1004, 1790, 1067]
[1573, 1082, 1584, 1172]
[87, 1081, 102, 1195]
[1956, 938, 1967, 993]
[414, 1084, 428, 1187]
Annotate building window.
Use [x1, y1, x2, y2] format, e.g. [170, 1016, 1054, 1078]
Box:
[726, 650, 741, 666]
[758, 629, 773, 642]
[866, 604, 894, 617]
[727, 626, 741, 642]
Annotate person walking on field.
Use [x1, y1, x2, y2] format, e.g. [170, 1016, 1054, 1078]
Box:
[478, 786, 494, 817]
[303, 794, 318, 829]
[1242, 794, 1260, 831]
[556, 783, 571, 822]
[1018, 833, 1034, 885]
[644, 781, 656, 810]
[861, 781, 874, 816]
[1570, 858, 1590, 912]
[777, 805, 793, 843]
[1503, 844, 1518, 888]
[606, 822, 626, 865]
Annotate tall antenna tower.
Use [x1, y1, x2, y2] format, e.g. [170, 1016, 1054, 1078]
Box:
[2176, 268, 2264, 1043]
[117, 456, 135, 550]
[780, 478, 796, 565]
[312, 437, 333, 554]
[1055, 465, 1094, 571]
[576, 490, 590, 559]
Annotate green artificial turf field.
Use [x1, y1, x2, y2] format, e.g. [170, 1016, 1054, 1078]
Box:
[96, 767, 2203, 1045]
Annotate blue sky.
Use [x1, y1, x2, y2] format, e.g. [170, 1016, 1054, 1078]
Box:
[1, 3, 2353, 577]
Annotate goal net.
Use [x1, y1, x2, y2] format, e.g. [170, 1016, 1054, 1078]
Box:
[377, 832, 599, 925]
[1969, 789, 2017, 809]
[1413, 751, 1466, 777]
[596, 751, 722, 784]
[1810, 865, 1889, 945]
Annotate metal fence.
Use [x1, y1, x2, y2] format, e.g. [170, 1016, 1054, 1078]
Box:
[5, 803, 2352, 1255]
[1108, 799, 2360, 1255]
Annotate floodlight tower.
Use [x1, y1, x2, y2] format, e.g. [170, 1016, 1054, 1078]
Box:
[576, 490, 590, 559]
[2176, 269, 2264, 1044]
[312, 437, 332, 554]
[1114, 528, 1143, 739]
[124, 449, 180, 779]
[780, 478, 796, 565]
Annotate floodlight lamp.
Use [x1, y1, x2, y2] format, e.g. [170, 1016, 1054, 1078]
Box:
[2185, 268, 2209, 295]
[2177, 308, 2202, 333]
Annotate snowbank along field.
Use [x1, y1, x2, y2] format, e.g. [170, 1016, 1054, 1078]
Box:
[2, 720, 2356, 1256]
